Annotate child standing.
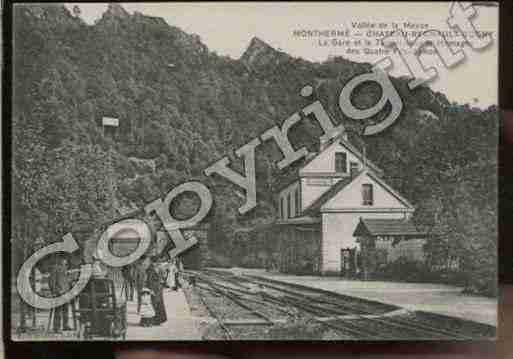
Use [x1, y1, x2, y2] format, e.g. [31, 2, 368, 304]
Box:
[166, 260, 177, 291]
[139, 287, 155, 327]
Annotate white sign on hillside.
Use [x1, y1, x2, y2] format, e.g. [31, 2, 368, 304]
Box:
[102, 116, 119, 127]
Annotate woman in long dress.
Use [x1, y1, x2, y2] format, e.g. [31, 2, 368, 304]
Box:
[146, 258, 167, 325]
[166, 260, 177, 290]
[135, 257, 149, 314]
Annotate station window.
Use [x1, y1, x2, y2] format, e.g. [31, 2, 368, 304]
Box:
[295, 188, 300, 216]
[362, 183, 374, 205]
[287, 194, 292, 218]
[350, 161, 359, 176]
[335, 152, 347, 173]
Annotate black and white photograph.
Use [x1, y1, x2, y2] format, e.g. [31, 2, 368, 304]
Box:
[8, 2, 499, 342]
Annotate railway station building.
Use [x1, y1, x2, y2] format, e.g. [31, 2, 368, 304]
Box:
[272, 132, 426, 278]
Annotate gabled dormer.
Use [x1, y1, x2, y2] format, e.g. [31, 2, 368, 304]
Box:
[276, 132, 384, 221]
[299, 134, 382, 178]
[297, 134, 382, 210]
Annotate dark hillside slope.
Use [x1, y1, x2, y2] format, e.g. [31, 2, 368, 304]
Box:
[12, 4, 498, 294]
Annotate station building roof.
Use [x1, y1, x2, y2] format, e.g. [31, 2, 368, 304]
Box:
[353, 218, 424, 237]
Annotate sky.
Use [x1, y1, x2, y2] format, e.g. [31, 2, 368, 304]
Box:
[64, 2, 498, 107]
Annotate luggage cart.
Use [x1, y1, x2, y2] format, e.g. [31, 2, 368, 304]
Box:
[72, 277, 127, 340]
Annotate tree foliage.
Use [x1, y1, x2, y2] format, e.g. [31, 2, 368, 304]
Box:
[12, 4, 498, 294]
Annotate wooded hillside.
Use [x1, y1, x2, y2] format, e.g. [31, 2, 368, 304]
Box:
[11, 4, 498, 295]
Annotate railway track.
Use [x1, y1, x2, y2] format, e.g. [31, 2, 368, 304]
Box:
[183, 269, 495, 340]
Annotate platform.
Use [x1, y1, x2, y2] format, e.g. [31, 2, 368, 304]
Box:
[222, 268, 498, 326]
[125, 287, 200, 340]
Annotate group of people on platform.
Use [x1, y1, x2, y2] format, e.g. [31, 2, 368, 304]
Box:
[123, 256, 183, 327]
[46, 252, 183, 332]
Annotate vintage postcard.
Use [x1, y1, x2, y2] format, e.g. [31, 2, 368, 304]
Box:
[8, 2, 499, 341]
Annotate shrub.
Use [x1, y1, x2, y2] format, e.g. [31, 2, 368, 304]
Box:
[381, 257, 439, 283]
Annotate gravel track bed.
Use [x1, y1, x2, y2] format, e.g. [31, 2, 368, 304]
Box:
[183, 272, 496, 340]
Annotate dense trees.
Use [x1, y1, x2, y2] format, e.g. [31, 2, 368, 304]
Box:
[12, 4, 498, 295]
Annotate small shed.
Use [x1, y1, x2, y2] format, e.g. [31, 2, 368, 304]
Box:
[353, 218, 426, 279]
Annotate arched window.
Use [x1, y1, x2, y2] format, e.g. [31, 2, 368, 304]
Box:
[295, 188, 300, 216]
[287, 194, 292, 218]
